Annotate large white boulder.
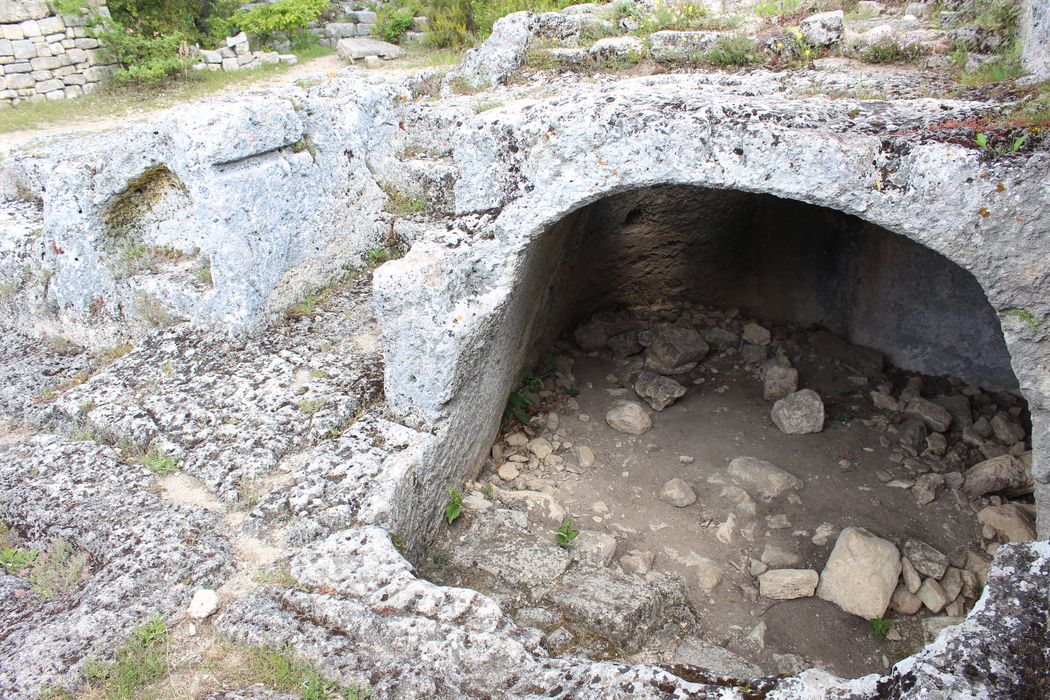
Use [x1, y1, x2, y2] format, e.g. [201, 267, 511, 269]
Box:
[817, 527, 901, 619]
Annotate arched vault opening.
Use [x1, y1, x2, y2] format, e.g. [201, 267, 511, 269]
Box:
[417, 183, 1034, 680]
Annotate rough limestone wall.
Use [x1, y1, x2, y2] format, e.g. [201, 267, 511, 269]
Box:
[1021, 0, 1049, 80]
[0, 0, 117, 105]
[542, 185, 1016, 390]
[0, 76, 405, 346]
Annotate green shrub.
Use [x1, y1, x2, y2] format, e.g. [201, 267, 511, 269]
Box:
[973, 0, 1019, 34]
[633, 0, 710, 33]
[860, 39, 924, 64]
[423, 0, 575, 49]
[97, 23, 193, 85]
[707, 33, 755, 66]
[376, 6, 415, 43]
[444, 487, 463, 523]
[233, 0, 329, 46]
[555, 518, 579, 547]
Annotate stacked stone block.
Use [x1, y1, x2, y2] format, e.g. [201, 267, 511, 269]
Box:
[317, 10, 376, 47]
[194, 31, 297, 72]
[0, 0, 117, 105]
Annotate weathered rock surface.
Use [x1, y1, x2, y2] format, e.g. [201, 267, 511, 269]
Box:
[801, 10, 845, 47]
[0, 437, 234, 697]
[589, 36, 645, 60]
[816, 527, 901, 619]
[545, 567, 691, 652]
[3, 28, 1050, 699]
[770, 389, 825, 434]
[672, 637, 762, 678]
[442, 11, 531, 92]
[649, 30, 721, 62]
[450, 509, 570, 598]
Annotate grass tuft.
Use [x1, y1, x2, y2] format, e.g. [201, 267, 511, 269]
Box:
[82, 617, 170, 699]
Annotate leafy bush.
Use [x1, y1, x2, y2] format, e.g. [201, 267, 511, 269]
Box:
[423, 0, 575, 49]
[444, 487, 463, 524]
[51, 3, 195, 85]
[707, 33, 755, 66]
[555, 518, 579, 547]
[633, 0, 710, 33]
[973, 0, 1019, 34]
[376, 6, 415, 43]
[869, 617, 893, 641]
[233, 0, 329, 45]
[860, 38, 924, 64]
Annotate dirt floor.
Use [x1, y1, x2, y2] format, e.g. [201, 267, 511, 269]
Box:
[427, 304, 1031, 679]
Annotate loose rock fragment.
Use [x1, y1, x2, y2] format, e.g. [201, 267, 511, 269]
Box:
[889, 583, 923, 615]
[912, 473, 945, 505]
[741, 323, 771, 345]
[620, 550, 655, 576]
[644, 327, 708, 375]
[659, 478, 696, 508]
[759, 569, 819, 600]
[903, 539, 949, 579]
[726, 456, 802, 502]
[816, 527, 901, 619]
[963, 454, 1033, 497]
[763, 366, 799, 401]
[188, 589, 220, 619]
[904, 397, 952, 433]
[574, 320, 608, 351]
[569, 531, 617, 568]
[770, 389, 825, 434]
[605, 401, 652, 435]
[917, 577, 949, 613]
[977, 504, 1036, 542]
[634, 371, 687, 411]
[989, 413, 1026, 445]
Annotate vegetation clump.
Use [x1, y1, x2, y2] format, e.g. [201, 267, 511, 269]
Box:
[444, 487, 463, 523]
[82, 617, 170, 698]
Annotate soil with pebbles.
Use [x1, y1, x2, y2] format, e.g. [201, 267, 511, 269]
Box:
[426, 303, 1033, 679]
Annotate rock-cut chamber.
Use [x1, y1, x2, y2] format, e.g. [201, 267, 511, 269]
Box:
[424, 185, 1034, 680]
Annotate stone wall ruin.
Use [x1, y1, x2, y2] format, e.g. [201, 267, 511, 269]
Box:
[0, 0, 117, 106]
